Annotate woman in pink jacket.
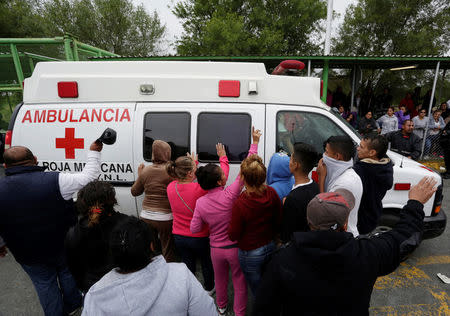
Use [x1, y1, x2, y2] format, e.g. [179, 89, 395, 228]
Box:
[166, 144, 228, 294]
[190, 127, 261, 316]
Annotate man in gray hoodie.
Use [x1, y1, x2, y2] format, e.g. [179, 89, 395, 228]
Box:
[82, 217, 218, 316]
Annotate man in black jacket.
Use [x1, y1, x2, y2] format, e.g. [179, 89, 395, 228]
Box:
[254, 177, 437, 316]
[0, 141, 102, 316]
[386, 119, 422, 160]
[354, 133, 393, 234]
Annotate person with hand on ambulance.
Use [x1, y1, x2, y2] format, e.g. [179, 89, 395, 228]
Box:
[0, 140, 103, 316]
[166, 142, 229, 295]
[189, 127, 261, 316]
[131, 140, 176, 262]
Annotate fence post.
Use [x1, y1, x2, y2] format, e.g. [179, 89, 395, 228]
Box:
[420, 61, 440, 159]
[10, 44, 24, 88]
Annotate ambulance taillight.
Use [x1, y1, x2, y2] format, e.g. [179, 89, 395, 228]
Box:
[58, 82, 78, 98]
[4, 130, 12, 149]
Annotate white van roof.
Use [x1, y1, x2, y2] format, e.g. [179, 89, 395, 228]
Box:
[23, 61, 322, 106]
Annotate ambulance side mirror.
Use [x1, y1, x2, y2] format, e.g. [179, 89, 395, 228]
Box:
[97, 128, 117, 145]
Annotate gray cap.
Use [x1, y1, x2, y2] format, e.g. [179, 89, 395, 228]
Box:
[307, 189, 355, 231]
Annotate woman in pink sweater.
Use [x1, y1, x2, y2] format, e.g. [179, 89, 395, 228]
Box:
[166, 144, 229, 294]
[190, 127, 261, 316]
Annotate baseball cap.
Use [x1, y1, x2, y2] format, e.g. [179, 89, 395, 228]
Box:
[307, 189, 355, 231]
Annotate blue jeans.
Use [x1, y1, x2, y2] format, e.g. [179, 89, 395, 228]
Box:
[173, 235, 215, 291]
[21, 253, 82, 316]
[238, 241, 275, 297]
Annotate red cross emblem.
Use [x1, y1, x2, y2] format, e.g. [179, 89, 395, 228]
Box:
[56, 128, 84, 159]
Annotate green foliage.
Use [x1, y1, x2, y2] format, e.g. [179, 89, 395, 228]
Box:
[0, 0, 47, 38]
[0, 0, 166, 56]
[173, 0, 327, 55]
[43, 0, 166, 55]
[334, 0, 450, 56]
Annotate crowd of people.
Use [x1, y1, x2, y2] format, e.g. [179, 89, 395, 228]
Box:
[0, 122, 440, 315]
[328, 86, 450, 176]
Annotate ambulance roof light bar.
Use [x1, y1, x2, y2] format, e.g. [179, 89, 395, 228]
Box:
[271, 60, 305, 75]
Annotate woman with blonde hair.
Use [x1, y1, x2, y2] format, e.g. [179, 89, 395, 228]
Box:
[166, 144, 228, 294]
[228, 151, 282, 296]
[65, 180, 127, 293]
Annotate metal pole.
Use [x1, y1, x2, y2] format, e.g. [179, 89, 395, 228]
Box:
[27, 55, 34, 73]
[308, 60, 311, 76]
[64, 37, 74, 61]
[321, 60, 329, 103]
[10, 44, 24, 88]
[437, 69, 446, 104]
[420, 61, 440, 159]
[324, 0, 333, 55]
[73, 40, 79, 61]
[351, 64, 356, 111]
[0, 37, 64, 44]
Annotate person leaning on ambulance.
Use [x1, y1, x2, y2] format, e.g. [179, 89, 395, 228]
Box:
[0, 140, 103, 316]
[254, 177, 437, 316]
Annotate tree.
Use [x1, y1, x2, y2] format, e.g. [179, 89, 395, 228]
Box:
[43, 0, 166, 55]
[334, 0, 450, 56]
[173, 0, 327, 56]
[0, 0, 47, 38]
[333, 0, 450, 102]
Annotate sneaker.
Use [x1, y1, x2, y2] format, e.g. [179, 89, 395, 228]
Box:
[207, 287, 215, 296]
[218, 306, 227, 315]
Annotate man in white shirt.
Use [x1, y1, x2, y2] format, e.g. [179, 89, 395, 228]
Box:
[317, 136, 363, 237]
[0, 140, 102, 316]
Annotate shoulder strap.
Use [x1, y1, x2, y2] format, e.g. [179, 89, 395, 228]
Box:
[175, 182, 194, 214]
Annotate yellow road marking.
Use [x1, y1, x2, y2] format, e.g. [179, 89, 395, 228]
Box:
[370, 291, 450, 315]
[416, 255, 450, 266]
[374, 263, 431, 290]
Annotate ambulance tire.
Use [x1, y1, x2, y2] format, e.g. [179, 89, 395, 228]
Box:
[376, 209, 422, 262]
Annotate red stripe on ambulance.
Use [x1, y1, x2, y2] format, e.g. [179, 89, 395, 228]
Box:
[21, 108, 131, 123]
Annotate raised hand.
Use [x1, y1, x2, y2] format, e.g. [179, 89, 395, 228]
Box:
[252, 126, 262, 144]
[216, 143, 226, 158]
[409, 177, 437, 204]
[187, 152, 198, 162]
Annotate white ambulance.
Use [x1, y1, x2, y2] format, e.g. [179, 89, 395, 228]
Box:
[6, 60, 446, 239]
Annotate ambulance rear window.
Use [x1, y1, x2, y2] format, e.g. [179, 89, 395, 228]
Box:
[143, 112, 190, 161]
[197, 112, 251, 163]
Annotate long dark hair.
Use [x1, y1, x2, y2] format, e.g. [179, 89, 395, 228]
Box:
[76, 180, 117, 227]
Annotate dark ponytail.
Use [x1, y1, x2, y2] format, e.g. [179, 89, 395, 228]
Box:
[195, 163, 222, 190]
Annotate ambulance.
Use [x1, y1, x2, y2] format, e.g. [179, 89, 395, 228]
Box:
[6, 60, 446, 239]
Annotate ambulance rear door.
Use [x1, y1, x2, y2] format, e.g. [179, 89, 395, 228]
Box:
[12, 103, 138, 216]
[133, 102, 265, 213]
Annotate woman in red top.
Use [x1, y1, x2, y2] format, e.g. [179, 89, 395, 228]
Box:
[228, 154, 282, 296]
[166, 145, 228, 294]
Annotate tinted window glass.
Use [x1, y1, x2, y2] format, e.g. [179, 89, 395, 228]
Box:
[277, 111, 347, 155]
[143, 112, 190, 161]
[197, 113, 251, 162]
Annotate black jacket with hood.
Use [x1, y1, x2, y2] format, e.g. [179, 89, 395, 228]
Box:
[65, 211, 128, 293]
[254, 200, 424, 316]
[354, 158, 394, 234]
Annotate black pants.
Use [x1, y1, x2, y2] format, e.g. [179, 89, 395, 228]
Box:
[173, 234, 214, 291]
[443, 148, 450, 173]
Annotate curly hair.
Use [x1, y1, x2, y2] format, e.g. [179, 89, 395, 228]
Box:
[76, 180, 117, 227]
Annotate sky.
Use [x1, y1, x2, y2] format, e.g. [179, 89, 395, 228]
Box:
[132, 0, 357, 54]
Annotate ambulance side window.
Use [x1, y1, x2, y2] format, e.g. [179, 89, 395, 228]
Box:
[276, 111, 347, 155]
[197, 113, 251, 163]
[143, 112, 190, 161]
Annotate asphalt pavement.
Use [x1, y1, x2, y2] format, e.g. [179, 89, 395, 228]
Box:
[0, 166, 448, 315]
